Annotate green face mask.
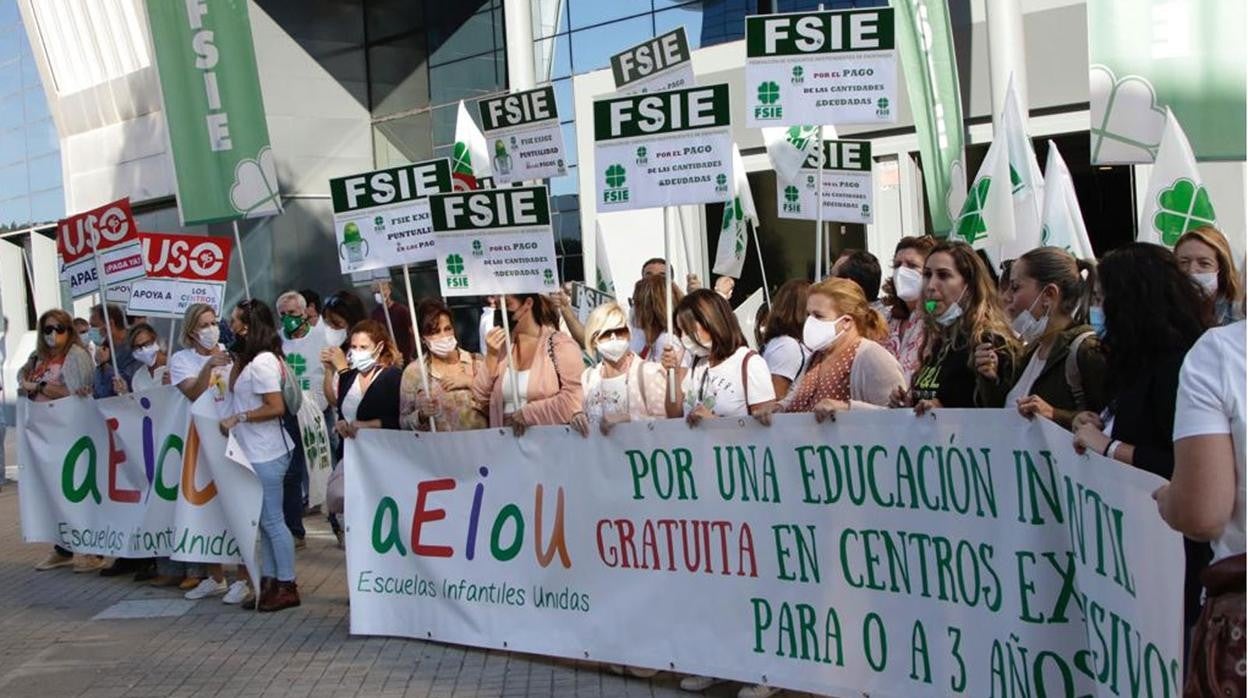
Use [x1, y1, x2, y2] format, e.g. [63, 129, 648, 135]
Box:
[281, 314, 305, 337]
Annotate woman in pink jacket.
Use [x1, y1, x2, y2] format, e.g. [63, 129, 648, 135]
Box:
[473, 294, 583, 434]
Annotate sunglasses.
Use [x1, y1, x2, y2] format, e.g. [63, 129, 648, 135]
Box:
[42, 324, 67, 335]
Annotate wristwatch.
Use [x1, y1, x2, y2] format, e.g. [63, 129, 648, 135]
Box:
[237, 411, 249, 423]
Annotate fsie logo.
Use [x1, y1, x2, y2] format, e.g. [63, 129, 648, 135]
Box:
[754, 80, 782, 120]
[603, 164, 629, 204]
[445, 253, 469, 289]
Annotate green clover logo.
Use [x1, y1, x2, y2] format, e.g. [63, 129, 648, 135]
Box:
[716, 173, 727, 187]
[446, 253, 465, 275]
[784, 185, 800, 202]
[374, 216, 384, 226]
[544, 269, 554, 281]
[636, 146, 647, 158]
[757, 81, 780, 105]
[472, 240, 482, 251]
[785, 125, 814, 150]
[877, 97, 889, 110]
[792, 66, 804, 79]
[605, 164, 626, 188]
[954, 177, 992, 245]
[285, 353, 307, 378]
[1155, 179, 1216, 245]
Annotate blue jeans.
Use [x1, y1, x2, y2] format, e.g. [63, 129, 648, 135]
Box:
[253, 452, 297, 582]
[281, 415, 306, 539]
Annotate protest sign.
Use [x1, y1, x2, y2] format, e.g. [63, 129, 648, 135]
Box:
[593, 84, 733, 212]
[610, 27, 696, 97]
[568, 281, 613, 325]
[18, 387, 260, 574]
[429, 186, 559, 297]
[329, 159, 454, 274]
[56, 198, 146, 299]
[776, 139, 874, 224]
[344, 411, 1183, 697]
[126, 233, 233, 318]
[477, 87, 567, 184]
[745, 8, 898, 127]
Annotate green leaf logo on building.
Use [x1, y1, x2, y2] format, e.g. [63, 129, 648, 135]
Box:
[953, 177, 992, 245]
[757, 81, 780, 104]
[603, 163, 629, 204]
[471, 239, 484, 257]
[791, 65, 804, 84]
[1154, 179, 1217, 245]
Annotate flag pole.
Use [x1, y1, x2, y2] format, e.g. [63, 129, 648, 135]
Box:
[401, 263, 436, 433]
[664, 207, 676, 402]
[750, 221, 771, 308]
[231, 220, 252, 301]
[814, 127, 825, 281]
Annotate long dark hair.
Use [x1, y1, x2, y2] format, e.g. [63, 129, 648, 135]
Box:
[1097, 243, 1209, 394]
[233, 299, 284, 368]
[762, 279, 809, 347]
[323, 290, 368, 350]
[417, 299, 454, 341]
[922, 241, 1019, 367]
[675, 289, 747, 362]
[1016, 246, 1097, 323]
[512, 294, 560, 329]
[883, 235, 937, 320]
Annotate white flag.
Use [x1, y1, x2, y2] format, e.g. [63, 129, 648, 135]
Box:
[594, 221, 615, 295]
[713, 145, 759, 278]
[999, 75, 1044, 259]
[952, 135, 1015, 258]
[1138, 109, 1217, 247]
[1040, 141, 1095, 260]
[452, 100, 491, 191]
[762, 125, 820, 185]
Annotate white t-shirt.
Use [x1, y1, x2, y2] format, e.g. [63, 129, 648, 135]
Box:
[282, 323, 328, 411]
[762, 335, 811, 382]
[341, 375, 365, 423]
[502, 369, 531, 415]
[169, 346, 231, 403]
[130, 365, 168, 392]
[1004, 351, 1047, 407]
[586, 372, 629, 422]
[637, 331, 692, 368]
[228, 352, 291, 464]
[1173, 322, 1246, 562]
[682, 346, 776, 417]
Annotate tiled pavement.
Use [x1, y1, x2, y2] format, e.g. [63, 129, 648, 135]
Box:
[0, 431, 817, 698]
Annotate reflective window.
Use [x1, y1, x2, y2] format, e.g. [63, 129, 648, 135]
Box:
[0, 3, 63, 226]
[568, 0, 651, 30]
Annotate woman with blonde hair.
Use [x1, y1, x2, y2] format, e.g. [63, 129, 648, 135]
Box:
[775, 278, 905, 421]
[896, 240, 1020, 412]
[570, 302, 667, 437]
[1175, 225, 1244, 326]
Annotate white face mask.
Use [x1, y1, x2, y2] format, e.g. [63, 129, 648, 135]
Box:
[373, 292, 385, 305]
[1011, 293, 1051, 344]
[349, 347, 378, 372]
[681, 334, 710, 358]
[197, 325, 220, 350]
[928, 287, 967, 327]
[803, 315, 849, 352]
[597, 337, 629, 363]
[1191, 272, 1219, 297]
[428, 335, 457, 357]
[42, 332, 58, 348]
[134, 343, 160, 367]
[893, 266, 924, 302]
[323, 325, 347, 347]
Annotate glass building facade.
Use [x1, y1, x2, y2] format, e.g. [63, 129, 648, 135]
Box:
[0, 0, 61, 231]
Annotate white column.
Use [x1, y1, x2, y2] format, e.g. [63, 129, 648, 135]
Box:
[504, 0, 536, 91]
[985, 0, 1029, 127]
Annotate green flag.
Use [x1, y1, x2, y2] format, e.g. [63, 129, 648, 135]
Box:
[147, 0, 281, 225]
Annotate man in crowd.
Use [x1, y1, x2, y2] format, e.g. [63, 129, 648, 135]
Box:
[276, 290, 328, 548]
[300, 289, 322, 328]
[90, 303, 139, 397]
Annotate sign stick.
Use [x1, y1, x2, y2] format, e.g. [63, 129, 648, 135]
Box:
[751, 221, 772, 308]
[401, 264, 436, 433]
[674, 207, 695, 285]
[664, 209, 677, 402]
[815, 128, 825, 281]
[499, 297, 523, 415]
[169, 318, 177, 349]
[231, 220, 252, 301]
[379, 289, 398, 362]
[91, 249, 122, 380]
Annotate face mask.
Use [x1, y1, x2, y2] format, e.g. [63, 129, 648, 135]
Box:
[87, 328, 104, 346]
[1191, 272, 1218, 297]
[803, 315, 849, 352]
[681, 334, 710, 358]
[1011, 293, 1051, 344]
[134, 344, 160, 367]
[43, 332, 58, 348]
[1088, 306, 1106, 338]
[281, 314, 305, 338]
[197, 325, 220, 350]
[893, 266, 924, 302]
[323, 326, 347, 347]
[428, 335, 457, 357]
[373, 292, 385, 305]
[228, 334, 246, 354]
[349, 347, 378, 372]
[927, 287, 966, 327]
[597, 337, 629, 363]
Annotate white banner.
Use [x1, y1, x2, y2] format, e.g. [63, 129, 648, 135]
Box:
[593, 84, 734, 212]
[610, 27, 696, 97]
[777, 139, 875, 224]
[430, 186, 560, 297]
[745, 9, 898, 127]
[18, 387, 260, 575]
[329, 159, 454, 273]
[478, 87, 568, 184]
[344, 411, 1184, 697]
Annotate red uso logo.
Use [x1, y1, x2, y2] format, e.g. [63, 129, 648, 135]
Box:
[57, 199, 137, 263]
[141, 233, 230, 282]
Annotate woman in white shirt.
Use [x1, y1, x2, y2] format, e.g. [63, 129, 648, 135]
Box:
[219, 300, 300, 613]
[570, 302, 667, 437]
[114, 323, 168, 393]
[759, 280, 812, 401]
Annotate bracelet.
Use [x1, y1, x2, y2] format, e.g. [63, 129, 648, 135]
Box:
[337, 367, 350, 376]
[1102, 439, 1119, 459]
[237, 411, 249, 423]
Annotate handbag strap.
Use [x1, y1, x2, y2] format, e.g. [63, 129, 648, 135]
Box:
[740, 349, 759, 407]
[547, 332, 563, 390]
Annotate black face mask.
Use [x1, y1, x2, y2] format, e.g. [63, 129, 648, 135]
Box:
[229, 334, 247, 354]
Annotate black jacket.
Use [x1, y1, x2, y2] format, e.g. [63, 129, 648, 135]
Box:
[335, 366, 402, 431]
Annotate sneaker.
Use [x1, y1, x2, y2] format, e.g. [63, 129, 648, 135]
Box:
[34, 551, 74, 571]
[179, 576, 203, 591]
[738, 685, 778, 698]
[184, 577, 228, 600]
[73, 555, 109, 573]
[294, 537, 307, 550]
[679, 676, 722, 692]
[222, 580, 250, 605]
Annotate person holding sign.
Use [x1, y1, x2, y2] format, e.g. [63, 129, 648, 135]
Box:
[892, 241, 1019, 413]
[21, 309, 95, 573]
[333, 320, 403, 438]
[631, 275, 687, 365]
[220, 300, 301, 613]
[767, 278, 903, 421]
[472, 294, 583, 435]
[569, 302, 667, 437]
[400, 300, 486, 432]
[89, 303, 139, 398]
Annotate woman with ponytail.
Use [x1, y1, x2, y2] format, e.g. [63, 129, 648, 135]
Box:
[774, 278, 906, 421]
[1003, 247, 1109, 429]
